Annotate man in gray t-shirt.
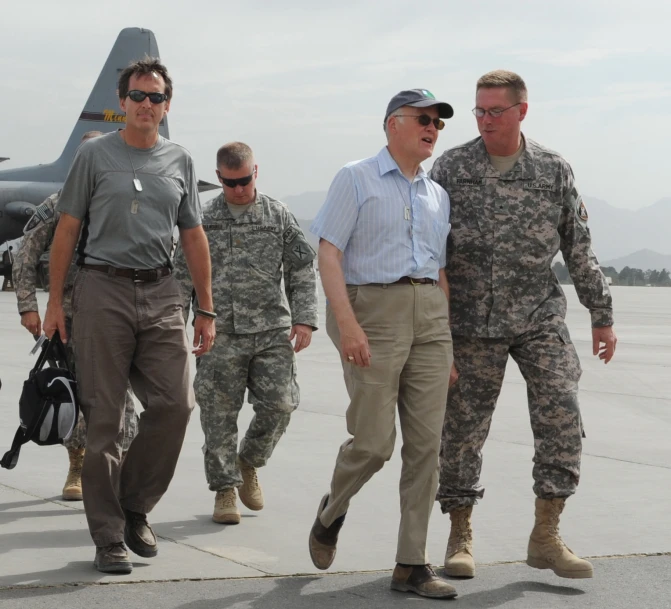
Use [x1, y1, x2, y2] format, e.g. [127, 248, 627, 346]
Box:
[59, 130, 201, 269]
[44, 57, 216, 575]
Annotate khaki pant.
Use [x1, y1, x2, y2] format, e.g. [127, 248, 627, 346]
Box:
[321, 283, 453, 565]
[72, 268, 194, 546]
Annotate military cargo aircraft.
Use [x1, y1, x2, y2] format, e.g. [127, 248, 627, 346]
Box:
[0, 27, 216, 248]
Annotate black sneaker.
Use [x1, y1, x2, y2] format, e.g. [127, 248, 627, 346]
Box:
[94, 542, 133, 574]
[123, 509, 158, 558]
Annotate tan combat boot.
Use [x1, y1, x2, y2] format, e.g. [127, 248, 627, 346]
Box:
[238, 457, 264, 511]
[213, 488, 241, 524]
[527, 497, 593, 579]
[62, 447, 84, 501]
[444, 506, 475, 578]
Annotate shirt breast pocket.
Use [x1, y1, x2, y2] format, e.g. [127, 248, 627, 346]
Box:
[205, 225, 231, 266]
[244, 230, 282, 275]
[523, 196, 562, 249]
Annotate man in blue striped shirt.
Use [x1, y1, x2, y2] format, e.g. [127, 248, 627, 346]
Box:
[308, 89, 457, 599]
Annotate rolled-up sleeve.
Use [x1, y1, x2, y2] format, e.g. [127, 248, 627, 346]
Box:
[310, 166, 359, 252]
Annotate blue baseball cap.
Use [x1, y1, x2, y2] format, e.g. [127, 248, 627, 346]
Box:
[384, 88, 454, 127]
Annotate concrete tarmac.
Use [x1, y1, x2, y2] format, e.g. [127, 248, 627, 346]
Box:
[0, 285, 669, 607]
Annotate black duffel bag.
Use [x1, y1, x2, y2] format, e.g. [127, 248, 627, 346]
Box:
[1, 332, 79, 470]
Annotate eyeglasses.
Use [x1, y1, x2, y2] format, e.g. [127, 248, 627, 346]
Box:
[126, 90, 169, 104]
[216, 169, 256, 188]
[394, 114, 445, 130]
[472, 103, 521, 118]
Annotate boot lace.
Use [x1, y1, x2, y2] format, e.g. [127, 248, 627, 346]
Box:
[217, 489, 237, 509]
[67, 449, 84, 477]
[241, 462, 259, 489]
[448, 507, 473, 554]
[537, 500, 571, 558]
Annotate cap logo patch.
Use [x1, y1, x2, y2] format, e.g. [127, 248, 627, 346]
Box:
[421, 89, 435, 99]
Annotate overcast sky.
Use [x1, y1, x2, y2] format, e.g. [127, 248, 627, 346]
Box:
[1, 0, 668, 212]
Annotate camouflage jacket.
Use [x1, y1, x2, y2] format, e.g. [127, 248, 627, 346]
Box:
[12, 192, 79, 318]
[430, 135, 614, 338]
[173, 191, 319, 334]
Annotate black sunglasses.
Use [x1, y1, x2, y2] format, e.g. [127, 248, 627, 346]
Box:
[217, 169, 256, 188]
[394, 114, 445, 130]
[126, 90, 169, 104]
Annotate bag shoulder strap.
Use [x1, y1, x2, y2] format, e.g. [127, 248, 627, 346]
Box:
[1, 397, 52, 470]
[0, 428, 25, 470]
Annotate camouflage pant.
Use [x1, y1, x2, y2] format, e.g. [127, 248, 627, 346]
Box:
[61, 317, 139, 451]
[437, 316, 583, 512]
[194, 328, 298, 491]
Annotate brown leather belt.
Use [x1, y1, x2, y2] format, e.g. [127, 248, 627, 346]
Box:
[81, 264, 171, 282]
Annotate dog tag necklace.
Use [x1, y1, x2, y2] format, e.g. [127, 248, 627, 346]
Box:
[123, 134, 158, 214]
[392, 174, 414, 236]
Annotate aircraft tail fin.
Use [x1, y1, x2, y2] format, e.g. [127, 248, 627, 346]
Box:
[52, 27, 170, 180]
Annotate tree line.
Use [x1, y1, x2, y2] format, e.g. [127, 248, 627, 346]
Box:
[552, 261, 671, 287]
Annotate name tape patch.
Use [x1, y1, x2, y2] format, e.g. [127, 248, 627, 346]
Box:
[454, 178, 483, 186]
[524, 181, 555, 191]
[252, 225, 279, 233]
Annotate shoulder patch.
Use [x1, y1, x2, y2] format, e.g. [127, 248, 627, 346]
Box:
[291, 242, 312, 262]
[283, 226, 300, 244]
[283, 225, 316, 267]
[23, 203, 54, 233]
[578, 200, 588, 222]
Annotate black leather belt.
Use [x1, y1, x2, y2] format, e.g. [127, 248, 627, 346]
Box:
[81, 264, 171, 282]
[392, 276, 437, 285]
[365, 276, 437, 287]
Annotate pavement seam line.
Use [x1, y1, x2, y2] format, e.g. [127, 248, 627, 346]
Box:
[485, 439, 671, 470]
[155, 534, 272, 575]
[1, 552, 668, 592]
[0, 482, 83, 510]
[297, 412, 671, 471]
[0, 481, 270, 576]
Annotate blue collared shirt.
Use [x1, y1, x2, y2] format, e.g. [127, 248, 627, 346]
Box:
[311, 146, 451, 285]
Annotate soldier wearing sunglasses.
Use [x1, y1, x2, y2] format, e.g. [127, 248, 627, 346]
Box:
[173, 141, 318, 526]
[43, 58, 215, 574]
[430, 70, 616, 581]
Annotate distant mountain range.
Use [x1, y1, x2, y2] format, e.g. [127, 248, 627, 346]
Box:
[601, 249, 671, 272]
[583, 196, 671, 263]
[284, 191, 671, 272]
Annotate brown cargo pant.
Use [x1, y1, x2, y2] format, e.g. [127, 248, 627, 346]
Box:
[321, 283, 453, 565]
[72, 268, 194, 546]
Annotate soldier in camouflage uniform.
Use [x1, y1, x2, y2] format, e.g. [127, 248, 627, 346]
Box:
[429, 71, 617, 580]
[12, 132, 139, 502]
[174, 142, 318, 525]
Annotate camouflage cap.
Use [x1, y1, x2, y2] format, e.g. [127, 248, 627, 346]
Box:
[384, 88, 454, 127]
